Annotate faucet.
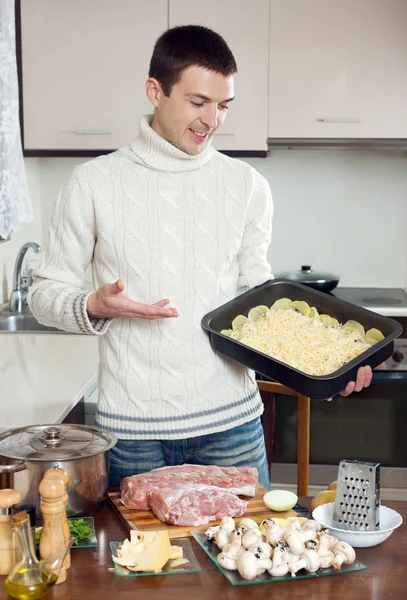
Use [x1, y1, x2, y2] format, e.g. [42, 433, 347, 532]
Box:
[9, 242, 41, 313]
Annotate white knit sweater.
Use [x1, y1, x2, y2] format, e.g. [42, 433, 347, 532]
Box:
[29, 116, 273, 440]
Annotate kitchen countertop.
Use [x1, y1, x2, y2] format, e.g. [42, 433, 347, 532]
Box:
[0, 497, 403, 600]
[0, 333, 98, 430]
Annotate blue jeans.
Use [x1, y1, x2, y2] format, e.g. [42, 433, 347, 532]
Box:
[109, 417, 270, 490]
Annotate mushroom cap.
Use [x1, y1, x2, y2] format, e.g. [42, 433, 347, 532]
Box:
[237, 550, 259, 580]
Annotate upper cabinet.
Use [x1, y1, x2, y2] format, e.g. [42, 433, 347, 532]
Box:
[268, 0, 407, 139]
[164, 0, 270, 152]
[21, 0, 167, 151]
[20, 0, 269, 154]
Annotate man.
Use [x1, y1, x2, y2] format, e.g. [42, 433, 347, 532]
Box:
[28, 25, 372, 490]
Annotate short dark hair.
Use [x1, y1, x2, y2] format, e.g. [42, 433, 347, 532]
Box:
[149, 25, 237, 96]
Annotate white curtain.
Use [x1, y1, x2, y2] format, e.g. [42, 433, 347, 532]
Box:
[0, 0, 32, 239]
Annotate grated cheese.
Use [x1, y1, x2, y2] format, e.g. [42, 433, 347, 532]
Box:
[229, 309, 372, 376]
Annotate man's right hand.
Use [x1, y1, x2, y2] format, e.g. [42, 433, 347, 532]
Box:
[86, 280, 179, 320]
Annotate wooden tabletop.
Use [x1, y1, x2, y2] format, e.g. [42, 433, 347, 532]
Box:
[0, 498, 405, 600]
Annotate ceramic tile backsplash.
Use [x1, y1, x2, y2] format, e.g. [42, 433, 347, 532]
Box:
[36, 149, 407, 289]
[245, 150, 407, 288]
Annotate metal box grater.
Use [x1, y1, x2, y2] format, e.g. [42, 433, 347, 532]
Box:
[332, 459, 380, 531]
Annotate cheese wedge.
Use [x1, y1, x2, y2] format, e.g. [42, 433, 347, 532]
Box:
[169, 545, 183, 560]
[113, 530, 171, 573]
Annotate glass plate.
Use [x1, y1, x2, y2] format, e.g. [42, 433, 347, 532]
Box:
[191, 530, 367, 586]
[36, 516, 98, 549]
[110, 537, 201, 577]
[68, 516, 98, 548]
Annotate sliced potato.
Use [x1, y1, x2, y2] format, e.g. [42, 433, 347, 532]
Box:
[366, 328, 385, 342]
[291, 300, 311, 316]
[308, 307, 319, 319]
[248, 307, 264, 322]
[343, 320, 365, 337]
[271, 298, 293, 310]
[231, 315, 249, 331]
[365, 336, 378, 345]
[220, 329, 233, 337]
[255, 305, 269, 314]
[320, 314, 332, 325]
[330, 318, 340, 327]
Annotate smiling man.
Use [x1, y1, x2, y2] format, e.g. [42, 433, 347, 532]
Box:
[29, 25, 373, 490]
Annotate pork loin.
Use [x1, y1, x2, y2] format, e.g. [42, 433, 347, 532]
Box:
[148, 483, 248, 526]
[120, 464, 258, 510]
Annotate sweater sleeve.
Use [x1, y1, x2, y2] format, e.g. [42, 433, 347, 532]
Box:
[236, 170, 274, 295]
[28, 168, 110, 335]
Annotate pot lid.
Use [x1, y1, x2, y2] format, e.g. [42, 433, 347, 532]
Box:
[277, 265, 340, 283]
[0, 424, 117, 461]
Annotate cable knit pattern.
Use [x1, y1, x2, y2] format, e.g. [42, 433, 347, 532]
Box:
[28, 116, 273, 440]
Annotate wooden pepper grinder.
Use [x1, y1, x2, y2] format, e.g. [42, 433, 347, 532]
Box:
[44, 467, 71, 570]
[0, 488, 21, 576]
[39, 476, 67, 584]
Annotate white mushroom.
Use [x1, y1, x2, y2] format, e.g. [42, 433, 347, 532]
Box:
[205, 525, 220, 543]
[317, 531, 336, 568]
[237, 550, 272, 580]
[239, 517, 259, 530]
[220, 516, 236, 533]
[261, 519, 286, 546]
[283, 527, 316, 555]
[302, 519, 323, 533]
[217, 551, 238, 571]
[267, 540, 291, 577]
[289, 548, 321, 575]
[223, 538, 245, 559]
[237, 550, 259, 580]
[254, 557, 273, 576]
[248, 541, 273, 560]
[330, 541, 356, 570]
[215, 527, 233, 550]
[241, 527, 264, 549]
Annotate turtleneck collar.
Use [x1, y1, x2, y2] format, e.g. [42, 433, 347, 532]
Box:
[129, 115, 215, 173]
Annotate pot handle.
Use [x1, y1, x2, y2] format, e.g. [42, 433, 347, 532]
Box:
[0, 461, 27, 474]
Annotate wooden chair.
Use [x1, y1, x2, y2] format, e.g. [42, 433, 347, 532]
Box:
[258, 380, 310, 497]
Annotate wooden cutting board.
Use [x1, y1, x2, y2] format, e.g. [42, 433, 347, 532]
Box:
[108, 485, 298, 539]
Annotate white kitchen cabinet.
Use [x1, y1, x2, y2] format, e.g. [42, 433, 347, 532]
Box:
[269, 0, 407, 139]
[169, 0, 270, 152]
[21, 0, 167, 151]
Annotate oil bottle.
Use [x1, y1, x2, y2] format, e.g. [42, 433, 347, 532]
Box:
[4, 511, 73, 600]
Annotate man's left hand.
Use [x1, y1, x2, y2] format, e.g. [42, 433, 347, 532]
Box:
[327, 365, 376, 401]
[339, 365, 373, 397]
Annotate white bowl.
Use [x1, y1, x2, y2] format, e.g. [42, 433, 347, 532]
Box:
[312, 502, 403, 548]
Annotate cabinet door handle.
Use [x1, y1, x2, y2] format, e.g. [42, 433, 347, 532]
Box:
[74, 130, 112, 135]
[213, 132, 236, 136]
[318, 118, 362, 123]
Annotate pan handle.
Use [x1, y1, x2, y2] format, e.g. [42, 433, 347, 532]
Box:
[0, 461, 27, 474]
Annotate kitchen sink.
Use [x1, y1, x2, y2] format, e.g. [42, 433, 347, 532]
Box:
[0, 311, 71, 334]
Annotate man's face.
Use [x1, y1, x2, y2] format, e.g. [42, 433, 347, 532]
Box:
[147, 65, 235, 155]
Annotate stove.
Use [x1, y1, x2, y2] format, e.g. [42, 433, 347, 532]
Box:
[331, 287, 407, 313]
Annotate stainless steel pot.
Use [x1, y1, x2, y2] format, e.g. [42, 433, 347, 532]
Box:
[276, 265, 340, 293]
[0, 424, 117, 517]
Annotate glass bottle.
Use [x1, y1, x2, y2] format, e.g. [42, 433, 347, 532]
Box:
[4, 511, 74, 600]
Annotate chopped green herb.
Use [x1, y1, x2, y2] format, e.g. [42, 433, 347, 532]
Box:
[35, 519, 93, 546]
[68, 519, 93, 544]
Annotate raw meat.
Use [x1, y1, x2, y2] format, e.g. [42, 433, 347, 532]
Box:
[120, 464, 258, 510]
[148, 483, 248, 526]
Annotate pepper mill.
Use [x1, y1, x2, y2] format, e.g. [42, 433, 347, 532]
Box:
[0, 488, 21, 575]
[39, 476, 67, 584]
[44, 467, 71, 569]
